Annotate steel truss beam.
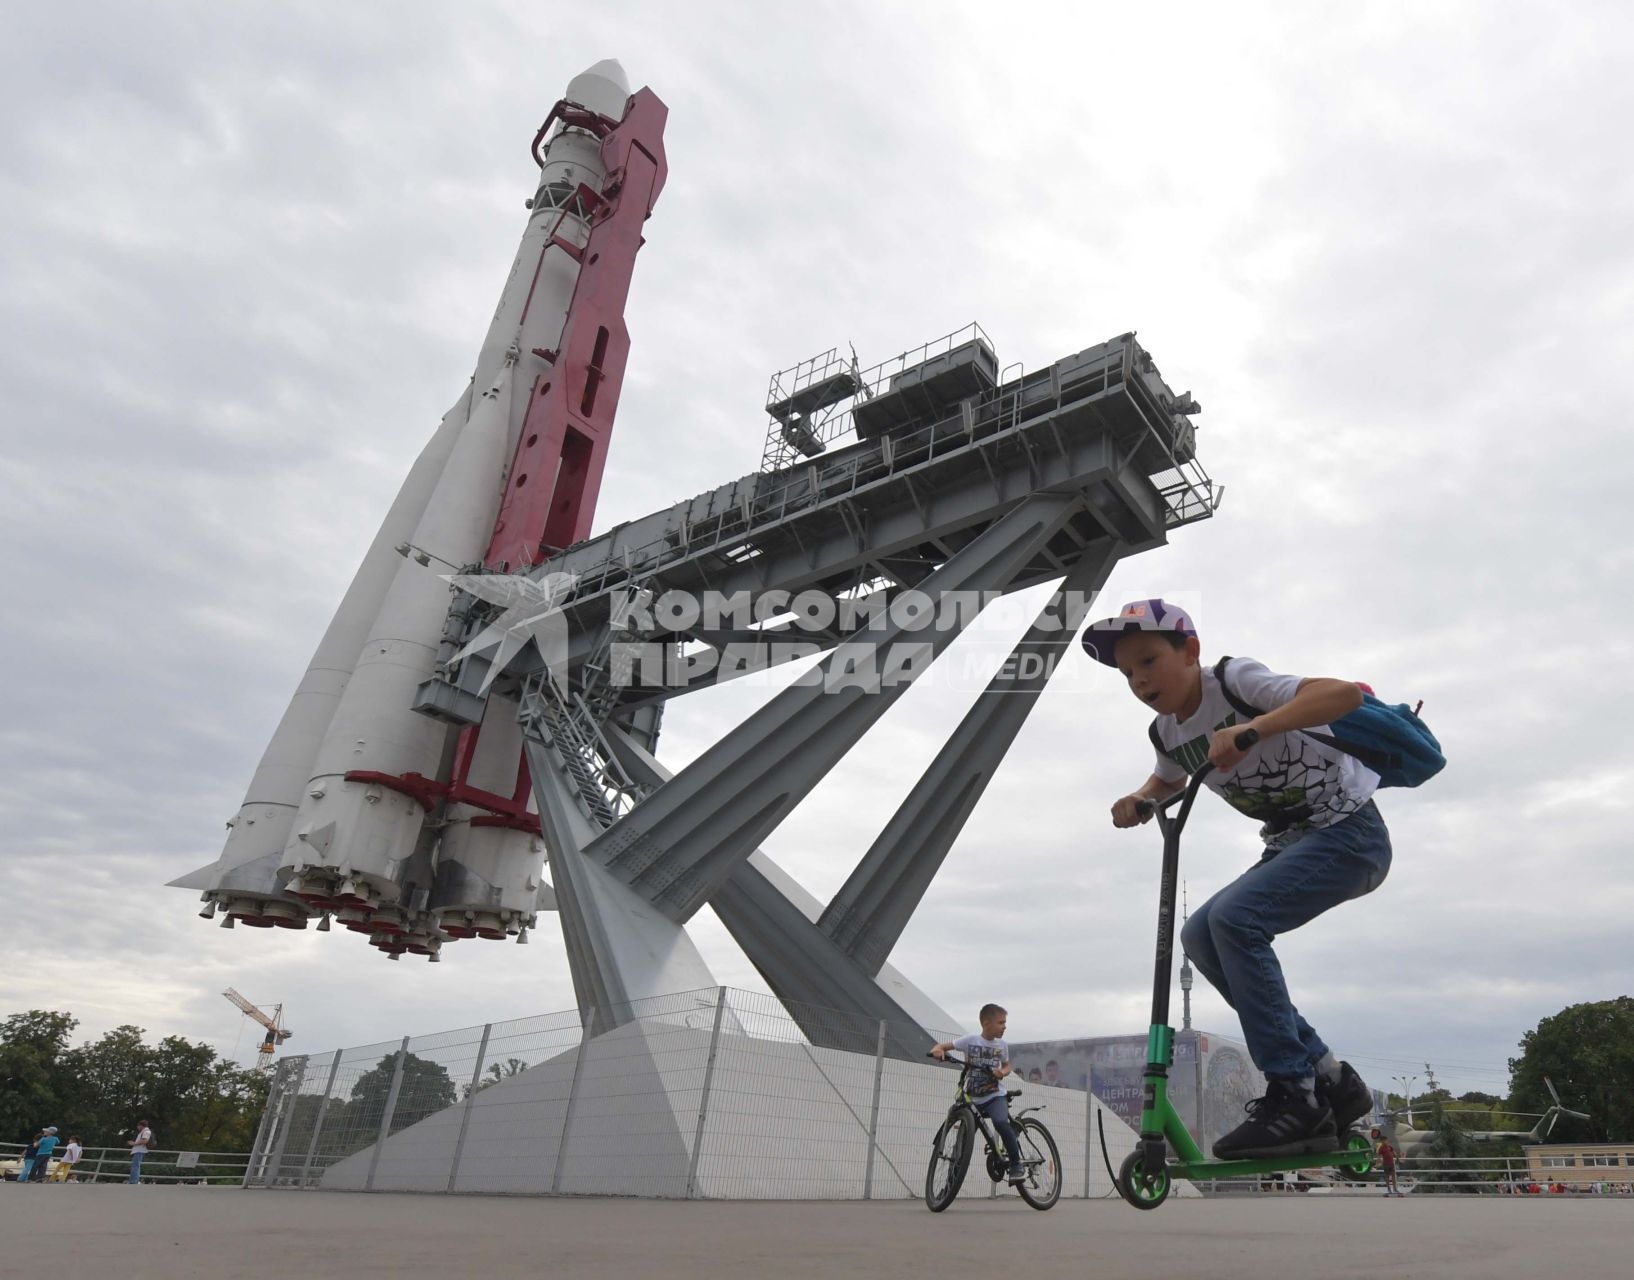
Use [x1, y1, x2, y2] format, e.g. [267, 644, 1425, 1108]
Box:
[818, 539, 1120, 973]
[582, 492, 1087, 921]
[602, 725, 958, 1058]
[524, 736, 718, 1035]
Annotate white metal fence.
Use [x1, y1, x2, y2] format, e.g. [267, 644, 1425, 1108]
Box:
[244, 986, 1139, 1200]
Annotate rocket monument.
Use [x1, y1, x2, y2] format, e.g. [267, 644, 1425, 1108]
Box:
[174, 57, 1214, 1052]
[173, 61, 667, 963]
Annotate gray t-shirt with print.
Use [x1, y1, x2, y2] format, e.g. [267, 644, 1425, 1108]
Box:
[1151, 656, 1379, 850]
[951, 1033, 1009, 1101]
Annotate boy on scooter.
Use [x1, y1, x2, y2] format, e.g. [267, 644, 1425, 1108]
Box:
[1084, 599, 1386, 1159]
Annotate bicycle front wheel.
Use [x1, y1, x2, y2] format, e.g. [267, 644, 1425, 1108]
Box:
[1014, 1117, 1062, 1210]
[925, 1111, 974, 1212]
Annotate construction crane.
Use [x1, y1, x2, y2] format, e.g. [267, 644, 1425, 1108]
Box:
[222, 988, 292, 1071]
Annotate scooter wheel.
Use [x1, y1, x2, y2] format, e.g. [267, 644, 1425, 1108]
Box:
[1119, 1149, 1171, 1209]
[1341, 1132, 1374, 1177]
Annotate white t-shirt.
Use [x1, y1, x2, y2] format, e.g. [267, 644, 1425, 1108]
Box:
[63, 1141, 82, 1165]
[132, 1127, 152, 1153]
[951, 1033, 1009, 1100]
[1152, 656, 1379, 850]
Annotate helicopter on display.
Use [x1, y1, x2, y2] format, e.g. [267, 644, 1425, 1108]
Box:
[1379, 1076, 1591, 1150]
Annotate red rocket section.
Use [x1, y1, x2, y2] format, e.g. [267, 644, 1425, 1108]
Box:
[427, 88, 669, 838]
[487, 88, 669, 571]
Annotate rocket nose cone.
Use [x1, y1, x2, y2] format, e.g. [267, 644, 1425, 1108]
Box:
[566, 59, 631, 121]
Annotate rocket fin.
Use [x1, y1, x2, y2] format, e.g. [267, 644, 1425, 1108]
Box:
[167, 863, 220, 890]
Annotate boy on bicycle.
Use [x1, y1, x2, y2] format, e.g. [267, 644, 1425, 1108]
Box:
[1083, 599, 1385, 1159]
[931, 1004, 1028, 1183]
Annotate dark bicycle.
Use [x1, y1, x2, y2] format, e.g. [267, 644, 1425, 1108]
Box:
[924, 1052, 1062, 1211]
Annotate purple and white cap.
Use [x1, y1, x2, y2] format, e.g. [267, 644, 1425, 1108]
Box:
[1081, 598, 1197, 667]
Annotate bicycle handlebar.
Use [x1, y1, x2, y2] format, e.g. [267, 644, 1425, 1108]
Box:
[1133, 727, 1260, 818]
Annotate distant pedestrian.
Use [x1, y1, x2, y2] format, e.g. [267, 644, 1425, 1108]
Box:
[17, 1131, 42, 1183]
[1377, 1138, 1399, 1196]
[29, 1128, 59, 1182]
[126, 1120, 153, 1184]
[50, 1136, 82, 1183]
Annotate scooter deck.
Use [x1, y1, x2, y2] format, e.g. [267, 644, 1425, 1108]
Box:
[1167, 1133, 1373, 1182]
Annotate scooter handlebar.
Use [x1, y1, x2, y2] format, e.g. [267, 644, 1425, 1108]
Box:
[1134, 728, 1261, 817]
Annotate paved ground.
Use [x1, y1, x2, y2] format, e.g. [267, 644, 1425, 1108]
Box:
[1, 1186, 1627, 1279]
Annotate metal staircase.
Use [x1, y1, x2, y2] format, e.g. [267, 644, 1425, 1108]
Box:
[519, 672, 646, 830]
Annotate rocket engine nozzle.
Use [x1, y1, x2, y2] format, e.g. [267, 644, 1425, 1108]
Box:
[217, 894, 310, 930]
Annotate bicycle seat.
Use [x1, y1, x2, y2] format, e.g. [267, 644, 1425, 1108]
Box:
[1007, 1089, 1022, 1099]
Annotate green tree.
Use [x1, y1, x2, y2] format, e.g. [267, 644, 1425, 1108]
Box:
[1508, 997, 1634, 1143]
[471, 1057, 531, 1096]
[58, 1025, 151, 1141]
[348, 1053, 457, 1132]
[4, 1012, 271, 1155]
[0, 1011, 77, 1141]
[1417, 1098, 1480, 1193]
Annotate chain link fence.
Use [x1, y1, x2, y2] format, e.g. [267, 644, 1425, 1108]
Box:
[244, 987, 1139, 1200]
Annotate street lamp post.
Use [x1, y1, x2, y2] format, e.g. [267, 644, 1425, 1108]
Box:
[1393, 1074, 1418, 1125]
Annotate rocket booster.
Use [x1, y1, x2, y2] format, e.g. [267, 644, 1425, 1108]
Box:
[175, 61, 667, 959]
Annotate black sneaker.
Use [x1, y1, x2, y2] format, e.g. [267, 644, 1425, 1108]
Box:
[1316, 1061, 1373, 1132]
[1212, 1081, 1337, 1159]
[1006, 1167, 1028, 1185]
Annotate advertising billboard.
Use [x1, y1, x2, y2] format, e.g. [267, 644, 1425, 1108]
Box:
[1011, 1030, 1264, 1150]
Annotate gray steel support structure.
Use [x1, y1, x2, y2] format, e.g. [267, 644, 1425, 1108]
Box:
[427, 330, 1213, 1043]
[816, 538, 1120, 975]
[585, 491, 1087, 919]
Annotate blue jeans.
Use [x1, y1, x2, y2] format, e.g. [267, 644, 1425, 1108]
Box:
[975, 1095, 1022, 1170]
[1180, 800, 1391, 1081]
[128, 1151, 145, 1184]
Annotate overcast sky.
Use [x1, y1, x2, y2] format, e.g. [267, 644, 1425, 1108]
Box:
[3, 1, 1631, 1105]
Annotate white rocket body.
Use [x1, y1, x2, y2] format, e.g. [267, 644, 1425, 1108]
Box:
[430, 694, 549, 940]
[168, 394, 472, 926]
[277, 364, 517, 911]
[178, 60, 634, 941]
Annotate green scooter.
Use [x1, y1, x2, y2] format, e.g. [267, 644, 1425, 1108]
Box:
[1116, 727, 1374, 1209]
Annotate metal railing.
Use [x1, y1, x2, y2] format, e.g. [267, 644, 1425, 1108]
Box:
[760, 324, 996, 471]
[1206, 1154, 1634, 1196]
[1, 1142, 253, 1185]
[512, 330, 1215, 614]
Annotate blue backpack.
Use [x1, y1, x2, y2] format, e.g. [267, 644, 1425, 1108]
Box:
[1213, 657, 1445, 789]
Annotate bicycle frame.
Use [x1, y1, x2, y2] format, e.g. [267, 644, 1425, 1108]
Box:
[943, 1058, 1044, 1172]
[1134, 756, 1371, 1184]
[966, 1098, 1043, 1161]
